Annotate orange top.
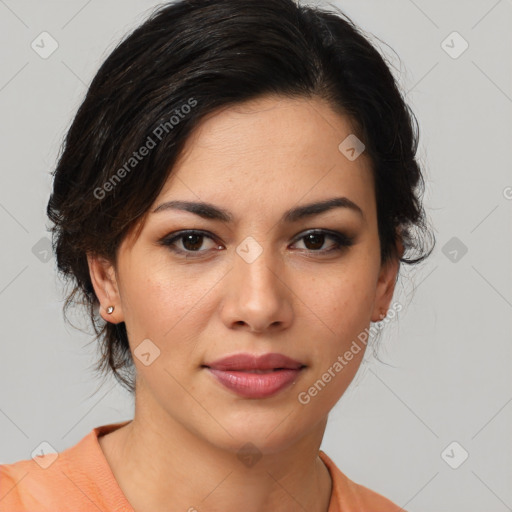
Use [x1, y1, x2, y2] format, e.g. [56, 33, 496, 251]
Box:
[0, 421, 403, 512]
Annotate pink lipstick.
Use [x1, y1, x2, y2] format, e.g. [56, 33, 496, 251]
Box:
[203, 352, 305, 399]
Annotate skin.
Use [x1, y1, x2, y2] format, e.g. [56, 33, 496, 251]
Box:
[87, 95, 403, 512]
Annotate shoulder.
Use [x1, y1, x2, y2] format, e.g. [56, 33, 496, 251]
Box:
[319, 450, 405, 512]
[0, 453, 68, 511]
[0, 422, 132, 512]
[0, 461, 25, 511]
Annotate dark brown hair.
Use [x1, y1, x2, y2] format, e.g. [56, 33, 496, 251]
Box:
[47, 0, 435, 394]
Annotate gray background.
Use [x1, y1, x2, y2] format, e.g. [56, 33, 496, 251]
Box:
[1, 1, 511, 511]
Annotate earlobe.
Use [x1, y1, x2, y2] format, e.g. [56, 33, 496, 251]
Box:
[86, 252, 123, 324]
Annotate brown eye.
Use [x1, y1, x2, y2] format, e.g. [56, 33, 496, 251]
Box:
[159, 230, 221, 257]
[181, 233, 205, 251]
[291, 230, 354, 253]
[302, 233, 325, 250]
[159, 228, 354, 259]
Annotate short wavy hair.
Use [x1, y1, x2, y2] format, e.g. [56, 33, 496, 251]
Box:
[47, 0, 435, 395]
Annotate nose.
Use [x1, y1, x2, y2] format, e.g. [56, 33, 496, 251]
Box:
[219, 245, 293, 334]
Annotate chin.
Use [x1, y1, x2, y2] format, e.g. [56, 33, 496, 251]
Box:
[202, 408, 312, 456]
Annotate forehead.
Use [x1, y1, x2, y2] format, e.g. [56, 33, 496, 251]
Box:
[158, 95, 373, 206]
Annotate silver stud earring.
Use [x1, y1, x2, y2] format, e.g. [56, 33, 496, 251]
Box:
[106, 306, 115, 314]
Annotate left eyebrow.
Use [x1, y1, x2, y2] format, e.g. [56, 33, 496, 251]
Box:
[152, 196, 365, 223]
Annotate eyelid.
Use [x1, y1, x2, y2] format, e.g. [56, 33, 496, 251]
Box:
[158, 229, 220, 250]
[158, 228, 355, 256]
[291, 228, 353, 244]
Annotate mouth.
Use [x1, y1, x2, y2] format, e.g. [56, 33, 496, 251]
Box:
[204, 367, 306, 399]
[203, 352, 305, 372]
[202, 352, 306, 399]
[210, 368, 302, 373]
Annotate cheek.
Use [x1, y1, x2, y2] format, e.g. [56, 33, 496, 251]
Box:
[307, 265, 377, 333]
[298, 266, 377, 403]
[295, 276, 373, 410]
[119, 260, 219, 358]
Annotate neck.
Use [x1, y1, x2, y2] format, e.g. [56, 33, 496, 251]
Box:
[99, 395, 332, 512]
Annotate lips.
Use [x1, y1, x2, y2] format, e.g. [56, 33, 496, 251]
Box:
[203, 352, 305, 372]
[203, 353, 306, 399]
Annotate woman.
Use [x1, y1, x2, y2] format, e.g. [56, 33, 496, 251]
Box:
[0, 0, 434, 510]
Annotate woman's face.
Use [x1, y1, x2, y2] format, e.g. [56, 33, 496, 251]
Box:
[89, 95, 399, 453]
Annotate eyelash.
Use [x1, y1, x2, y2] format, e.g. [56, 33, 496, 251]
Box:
[158, 229, 354, 258]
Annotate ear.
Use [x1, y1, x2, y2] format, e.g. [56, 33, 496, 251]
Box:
[370, 238, 404, 323]
[86, 252, 124, 324]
